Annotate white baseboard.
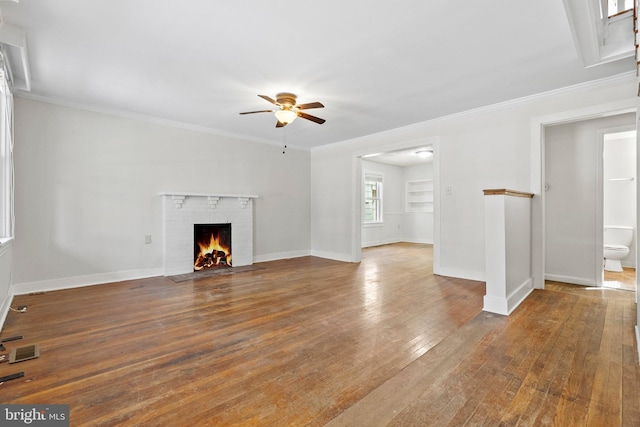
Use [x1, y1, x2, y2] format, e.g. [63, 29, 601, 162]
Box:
[310, 250, 355, 263]
[362, 238, 433, 248]
[436, 266, 485, 282]
[11, 268, 164, 296]
[483, 277, 534, 316]
[402, 238, 434, 245]
[253, 250, 311, 263]
[362, 238, 401, 248]
[544, 274, 596, 287]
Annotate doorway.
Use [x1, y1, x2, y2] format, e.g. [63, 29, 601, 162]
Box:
[350, 136, 441, 272]
[602, 130, 637, 291]
[360, 146, 434, 249]
[543, 113, 636, 288]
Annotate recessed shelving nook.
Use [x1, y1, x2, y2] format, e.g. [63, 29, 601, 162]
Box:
[406, 179, 433, 213]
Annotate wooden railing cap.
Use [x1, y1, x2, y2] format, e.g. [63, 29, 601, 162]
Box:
[483, 189, 534, 198]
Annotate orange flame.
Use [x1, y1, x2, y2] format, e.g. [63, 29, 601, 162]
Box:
[194, 233, 232, 271]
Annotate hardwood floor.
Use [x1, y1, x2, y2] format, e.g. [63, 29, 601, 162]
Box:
[1, 243, 639, 426]
[604, 267, 636, 292]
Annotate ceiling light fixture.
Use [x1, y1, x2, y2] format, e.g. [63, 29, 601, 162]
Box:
[274, 109, 298, 125]
[415, 149, 433, 158]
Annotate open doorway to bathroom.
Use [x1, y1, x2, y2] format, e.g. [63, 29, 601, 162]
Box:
[602, 130, 636, 292]
[544, 112, 636, 288]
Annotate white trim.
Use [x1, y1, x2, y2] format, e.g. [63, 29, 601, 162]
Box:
[432, 138, 441, 275]
[531, 97, 637, 290]
[362, 240, 398, 248]
[0, 23, 30, 91]
[363, 170, 384, 225]
[544, 274, 597, 287]
[436, 266, 485, 282]
[310, 249, 354, 263]
[11, 268, 163, 296]
[315, 73, 636, 153]
[0, 236, 12, 256]
[352, 136, 440, 266]
[363, 222, 385, 228]
[253, 250, 310, 263]
[597, 124, 637, 285]
[14, 92, 309, 151]
[483, 278, 534, 316]
[402, 238, 434, 245]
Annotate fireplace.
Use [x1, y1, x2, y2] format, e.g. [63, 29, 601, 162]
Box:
[160, 192, 258, 276]
[194, 223, 232, 271]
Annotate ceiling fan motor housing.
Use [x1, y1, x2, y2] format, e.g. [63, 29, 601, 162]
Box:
[276, 93, 297, 109]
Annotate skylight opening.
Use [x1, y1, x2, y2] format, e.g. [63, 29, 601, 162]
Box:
[607, 0, 633, 17]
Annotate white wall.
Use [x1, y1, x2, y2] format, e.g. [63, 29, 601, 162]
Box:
[311, 75, 636, 281]
[545, 113, 635, 286]
[11, 97, 311, 290]
[604, 131, 637, 268]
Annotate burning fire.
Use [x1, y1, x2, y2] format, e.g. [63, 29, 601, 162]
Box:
[194, 233, 232, 271]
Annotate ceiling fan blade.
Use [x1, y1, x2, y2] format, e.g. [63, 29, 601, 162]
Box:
[296, 101, 324, 110]
[258, 94, 278, 105]
[239, 109, 274, 115]
[297, 111, 326, 124]
[276, 121, 286, 128]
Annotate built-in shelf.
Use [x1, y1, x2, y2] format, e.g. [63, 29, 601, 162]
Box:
[406, 179, 433, 213]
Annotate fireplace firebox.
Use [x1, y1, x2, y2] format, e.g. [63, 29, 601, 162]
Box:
[194, 223, 232, 271]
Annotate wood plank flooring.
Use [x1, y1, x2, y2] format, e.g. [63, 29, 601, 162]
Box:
[604, 267, 636, 292]
[1, 243, 639, 426]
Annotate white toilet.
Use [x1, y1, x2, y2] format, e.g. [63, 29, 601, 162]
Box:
[603, 225, 633, 272]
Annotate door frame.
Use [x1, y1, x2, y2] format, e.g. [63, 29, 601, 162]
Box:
[351, 136, 440, 270]
[531, 99, 636, 290]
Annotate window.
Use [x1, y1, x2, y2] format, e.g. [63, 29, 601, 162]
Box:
[563, 0, 635, 66]
[607, 0, 633, 17]
[0, 61, 14, 242]
[364, 172, 383, 224]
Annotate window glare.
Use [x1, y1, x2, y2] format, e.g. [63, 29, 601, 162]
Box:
[608, 0, 634, 17]
[364, 173, 383, 224]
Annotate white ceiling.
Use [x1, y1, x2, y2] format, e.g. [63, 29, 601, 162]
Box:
[1, 1, 634, 150]
[363, 147, 433, 167]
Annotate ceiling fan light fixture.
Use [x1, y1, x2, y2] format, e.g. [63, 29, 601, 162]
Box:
[274, 109, 297, 125]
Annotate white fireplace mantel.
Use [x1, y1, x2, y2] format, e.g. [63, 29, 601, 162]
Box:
[160, 192, 258, 276]
[159, 192, 259, 209]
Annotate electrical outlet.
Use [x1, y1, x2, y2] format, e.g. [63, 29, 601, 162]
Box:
[145, 235, 152, 244]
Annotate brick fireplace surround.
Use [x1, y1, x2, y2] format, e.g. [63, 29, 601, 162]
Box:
[160, 192, 258, 276]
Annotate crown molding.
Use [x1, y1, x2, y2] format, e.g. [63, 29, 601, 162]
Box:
[14, 91, 310, 151]
[314, 71, 636, 152]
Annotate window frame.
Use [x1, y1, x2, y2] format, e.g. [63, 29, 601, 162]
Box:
[363, 171, 384, 225]
[0, 64, 14, 245]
